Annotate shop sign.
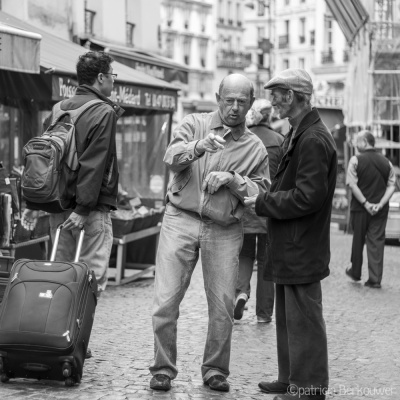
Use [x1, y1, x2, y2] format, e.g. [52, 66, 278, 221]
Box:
[313, 95, 344, 109]
[52, 76, 177, 111]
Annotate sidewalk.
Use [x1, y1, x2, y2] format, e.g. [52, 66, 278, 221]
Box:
[1, 229, 399, 399]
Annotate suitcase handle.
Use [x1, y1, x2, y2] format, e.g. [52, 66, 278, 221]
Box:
[50, 224, 85, 262]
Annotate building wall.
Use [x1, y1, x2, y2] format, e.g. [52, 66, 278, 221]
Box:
[161, 0, 215, 118]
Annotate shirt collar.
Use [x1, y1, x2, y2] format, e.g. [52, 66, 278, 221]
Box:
[209, 111, 246, 141]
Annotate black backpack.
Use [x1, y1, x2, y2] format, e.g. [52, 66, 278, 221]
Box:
[21, 99, 104, 213]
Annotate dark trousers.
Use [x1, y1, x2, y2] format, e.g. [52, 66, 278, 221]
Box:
[350, 209, 389, 283]
[276, 283, 329, 389]
[236, 233, 275, 318]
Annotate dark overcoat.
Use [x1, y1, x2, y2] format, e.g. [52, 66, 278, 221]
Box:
[255, 108, 337, 284]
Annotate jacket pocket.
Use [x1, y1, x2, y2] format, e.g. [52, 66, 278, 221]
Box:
[169, 167, 192, 194]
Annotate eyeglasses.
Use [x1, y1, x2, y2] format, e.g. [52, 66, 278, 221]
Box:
[103, 73, 118, 79]
[221, 97, 249, 107]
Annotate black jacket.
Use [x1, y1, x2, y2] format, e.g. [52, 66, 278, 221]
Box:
[255, 108, 337, 284]
[44, 85, 124, 215]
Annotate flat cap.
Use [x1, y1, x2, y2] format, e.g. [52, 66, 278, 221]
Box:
[264, 68, 313, 95]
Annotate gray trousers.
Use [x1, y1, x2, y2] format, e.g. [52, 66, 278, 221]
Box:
[276, 282, 329, 390]
[350, 209, 389, 284]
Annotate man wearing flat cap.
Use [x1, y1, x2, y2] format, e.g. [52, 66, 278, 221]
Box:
[245, 68, 337, 400]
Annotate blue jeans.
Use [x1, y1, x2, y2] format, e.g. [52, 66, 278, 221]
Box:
[49, 210, 113, 292]
[150, 203, 243, 381]
[237, 233, 275, 318]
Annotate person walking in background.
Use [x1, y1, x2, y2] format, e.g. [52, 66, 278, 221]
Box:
[149, 74, 270, 393]
[234, 99, 284, 323]
[245, 69, 337, 400]
[345, 130, 396, 289]
[22, 51, 123, 302]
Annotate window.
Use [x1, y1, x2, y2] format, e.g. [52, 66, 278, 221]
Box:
[258, 53, 264, 67]
[166, 4, 174, 27]
[299, 17, 306, 43]
[236, 3, 241, 26]
[183, 37, 192, 65]
[299, 57, 305, 69]
[324, 16, 333, 51]
[165, 34, 174, 58]
[310, 30, 315, 45]
[200, 11, 206, 32]
[218, 0, 223, 22]
[227, 1, 232, 25]
[258, 26, 265, 39]
[237, 37, 241, 49]
[285, 0, 290, 5]
[84, 7, 96, 35]
[126, 22, 135, 46]
[199, 38, 208, 68]
[257, 0, 265, 16]
[283, 59, 289, 69]
[184, 8, 191, 29]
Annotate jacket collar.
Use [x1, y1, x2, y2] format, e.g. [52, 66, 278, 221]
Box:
[209, 110, 246, 141]
[290, 107, 321, 143]
[77, 85, 125, 118]
[275, 108, 322, 177]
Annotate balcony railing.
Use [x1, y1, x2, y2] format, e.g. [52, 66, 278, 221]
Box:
[321, 51, 334, 64]
[278, 35, 289, 49]
[217, 50, 252, 69]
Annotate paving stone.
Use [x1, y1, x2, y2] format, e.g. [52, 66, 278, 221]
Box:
[2, 229, 400, 399]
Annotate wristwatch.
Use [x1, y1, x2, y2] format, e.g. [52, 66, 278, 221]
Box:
[362, 199, 367, 206]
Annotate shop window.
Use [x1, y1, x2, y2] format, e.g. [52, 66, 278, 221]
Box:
[116, 114, 171, 206]
[0, 104, 21, 173]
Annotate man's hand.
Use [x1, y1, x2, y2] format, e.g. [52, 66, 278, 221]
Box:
[63, 212, 89, 231]
[202, 171, 234, 194]
[371, 203, 383, 214]
[21, 209, 40, 231]
[196, 133, 226, 154]
[364, 202, 376, 216]
[244, 194, 258, 211]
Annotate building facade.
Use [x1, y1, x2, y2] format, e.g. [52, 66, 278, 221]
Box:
[161, 0, 215, 117]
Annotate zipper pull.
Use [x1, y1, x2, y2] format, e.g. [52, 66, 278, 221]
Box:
[11, 273, 18, 283]
[62, 330, 71, 342]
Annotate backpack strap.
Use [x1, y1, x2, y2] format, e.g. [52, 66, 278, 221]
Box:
[67, 99, 106, 123]
[48, 99, 107, 129]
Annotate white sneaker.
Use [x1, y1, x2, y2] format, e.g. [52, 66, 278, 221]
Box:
[234, 293, 248, 320]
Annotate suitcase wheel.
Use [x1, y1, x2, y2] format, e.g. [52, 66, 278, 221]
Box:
[0, 373, 9, 383]
[65, 377, 75, 387]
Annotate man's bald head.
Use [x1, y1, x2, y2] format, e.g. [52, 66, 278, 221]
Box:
[356, 129, 375, 153]
[357, 130, 375, 147]
[219, 74, 255, 98]
[216, 74, 255, 127]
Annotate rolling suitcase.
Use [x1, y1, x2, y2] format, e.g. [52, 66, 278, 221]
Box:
[0, 225, 98, 386]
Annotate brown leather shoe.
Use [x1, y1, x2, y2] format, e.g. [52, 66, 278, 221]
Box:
[345, 267, 361, 281]
[259, 380, 289, 393]
[204, 375, 230, 392]
[150, 374, 171, 391]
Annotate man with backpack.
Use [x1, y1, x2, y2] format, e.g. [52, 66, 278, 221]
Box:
[22, 51, 124, 299]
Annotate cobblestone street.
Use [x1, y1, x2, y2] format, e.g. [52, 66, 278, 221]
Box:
[1, 228, 400, 400]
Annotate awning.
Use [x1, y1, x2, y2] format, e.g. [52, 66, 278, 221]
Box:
[0, 11, 179, 112]
[0, 23, 41, 73]
[87, 38, 189, 84]
[326, 0, 369, 44]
